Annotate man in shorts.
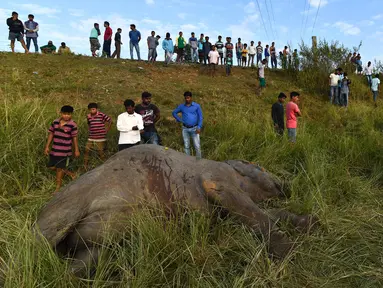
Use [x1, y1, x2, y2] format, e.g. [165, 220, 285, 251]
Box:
[6, 11, 29, 53]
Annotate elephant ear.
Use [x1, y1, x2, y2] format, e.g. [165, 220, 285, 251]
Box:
[225, 160, 282, 192]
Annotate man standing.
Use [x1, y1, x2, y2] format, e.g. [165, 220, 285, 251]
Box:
[264, 44, 270, 68]
[286, 92, 302, 143]
[6, 11, 29, 53]
[24, 14, 39, 53]
[189, 32, 198, 63]
[172, 91, 203, 159]
[147, 31, 157, 62]
[256, 41, 263, 66]
[329, 69, 340, 104]
[103, 21, 112, 58]
[270, 42, 277, 69]
[258, 59, 267, 93]
[117, 99, 144, 151]
[197, 33, 205, 64]
[271, 93, 287, 136]
[162, 32, 174, 65]
[215, 36, 224, 65]
[202, 36, 212, 65]
[248, 41, 256, 67]
[90, 23, 101, 57]
[371, 74, 380, 107]
[225, 37, 234, 67]
[135, 92, 161, 144]
[175, 31, 186, 63]
[111, 28, 122, 59]
[235, 38, 243, 66]
[129, 24, 141, 60]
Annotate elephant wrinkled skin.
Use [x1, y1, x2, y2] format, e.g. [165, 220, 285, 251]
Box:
[35, 145, 317, 276]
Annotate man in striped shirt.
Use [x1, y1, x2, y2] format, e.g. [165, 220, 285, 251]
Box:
[84, 103, 112, 170]
[44, 105, 80, 193]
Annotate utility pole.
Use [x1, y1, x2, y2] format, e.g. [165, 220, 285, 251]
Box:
[312, 36, 317, 65]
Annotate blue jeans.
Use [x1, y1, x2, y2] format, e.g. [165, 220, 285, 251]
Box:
[287, 128, 296, 143]
[191, 48, 198, 63]
[141, 132, 159, 145]
[366, 75, 372, 87]
[256, 53, 262, 65]
[26, 37, 38, 52]
[341, 92, 349, 107]
[130, 41, 141, 60]
[271, 55, 277, 68]
[373, 90, 379, 102]
[330, 86, 339, 104]
[182, 127, 201, 159]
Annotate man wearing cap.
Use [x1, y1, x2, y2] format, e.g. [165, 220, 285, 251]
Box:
[24, 14, 39, 53]
[6, 11, 29, 53]
[172, 91, 203, 159]
[40, 41, 56, 54]
[271, 93, 287, 136]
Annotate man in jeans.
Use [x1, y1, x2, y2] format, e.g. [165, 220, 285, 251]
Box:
[129, 24, 141, 60]
[103, 21, 112, 58]
[329, 69, 340, 104]
[189, 32, 198, 63]
[24, 14, 39, 53]
[172, 91, 203, 159]
[135, 92, 161, 144]
[256, 41, 263, 65]
[147, 30, 157, 61]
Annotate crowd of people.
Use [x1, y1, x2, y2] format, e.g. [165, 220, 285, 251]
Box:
[44, 90, 303, 192]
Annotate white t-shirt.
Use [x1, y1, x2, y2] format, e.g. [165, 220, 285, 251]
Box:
[117, 112, 144, 144]
[371, 78, 380, 92]
[208, 50, 220, 64]
[259, 65, 265, 78]
[364, 65, 373, 75]
[248, 45, 256, 55]
[329, 73, 340, 86]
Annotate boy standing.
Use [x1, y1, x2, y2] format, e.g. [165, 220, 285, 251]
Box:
[241, 44, 248, 67]
[264, 45, 270, 68]
[258, 59, 267, 91]
[286, 92, 302, 143]
[189, 32, 199, 63]
[117, 99, 144, 151]
[256, 41, 263, 65]
[340, 73, 351, 108]
[172, 91, 203, 159]
[44, 105, 80, 192]
[208, 45, 220, 77]
[24, 14, 39, 53]
[202, 36, 212, 65]
[329, 69, 340, 104]
[7, 11, 29, 54]
[198, 33, 205, 64]
[226, 48, 233, 76]
[175, 31, 186, 63]
[215, 36, 224, 65]
[271, 93, 287, 136]
[135, 92, 161, 144]
[235, 38, 243, 66]
[371, 74, 380, 107]
[147, 30, 157, 62]
[84, 103, 112, 170]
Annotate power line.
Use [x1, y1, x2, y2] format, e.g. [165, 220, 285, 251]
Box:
[311, 0, 322, 34]
[300, 0, 309, 38]
[302, 0, 310, 38]
[255, 0, 270, 40]
[269, 0, 278, 38]
[264, 0, 276, 39]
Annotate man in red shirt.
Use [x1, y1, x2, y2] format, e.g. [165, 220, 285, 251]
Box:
[103, 21, 113, 58]
[286, 91, 302, 143]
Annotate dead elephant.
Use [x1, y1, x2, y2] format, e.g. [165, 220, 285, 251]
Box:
[35, 145, 318, 276]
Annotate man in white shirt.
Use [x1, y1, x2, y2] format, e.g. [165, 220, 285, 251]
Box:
[117, 99, 144, 151]
[364, 61, 373, 88]
[208, 45, 220, 77]
[258, 59, 267, 94]
[329, 69, 340, 104]
[248, 41, 256, 67]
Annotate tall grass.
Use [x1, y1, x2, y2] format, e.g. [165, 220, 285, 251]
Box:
[0, 53, 382, 287]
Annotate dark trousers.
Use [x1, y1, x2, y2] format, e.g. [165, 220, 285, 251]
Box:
[118, 142, 139, 151]
[271, 55, 277, 69]
[103, 39, 112, 58]
[112, 42, 121, 59]
[26, 37, 38, 52]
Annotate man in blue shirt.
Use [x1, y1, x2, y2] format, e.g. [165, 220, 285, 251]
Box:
[172, 91, 203, 159]
[129, 24, 141, 60]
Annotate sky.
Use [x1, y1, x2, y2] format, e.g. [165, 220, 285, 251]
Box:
[1, 0, 383, 62]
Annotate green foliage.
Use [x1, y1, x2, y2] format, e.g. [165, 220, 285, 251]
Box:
[0, 53, 382, 287]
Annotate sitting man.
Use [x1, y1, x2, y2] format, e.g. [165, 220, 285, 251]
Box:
[40, 40, 56, 54]
[58, 42, 72, 55]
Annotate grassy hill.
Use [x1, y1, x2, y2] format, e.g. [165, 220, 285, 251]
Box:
[0, 52, 382, 287]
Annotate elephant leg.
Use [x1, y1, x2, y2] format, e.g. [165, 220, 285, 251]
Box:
[69, 246, 99, 278]
[201, 176, 293, 258]
[267, 209, 319, 233]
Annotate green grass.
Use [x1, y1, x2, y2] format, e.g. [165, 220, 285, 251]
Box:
[0, 52, 382, 287]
